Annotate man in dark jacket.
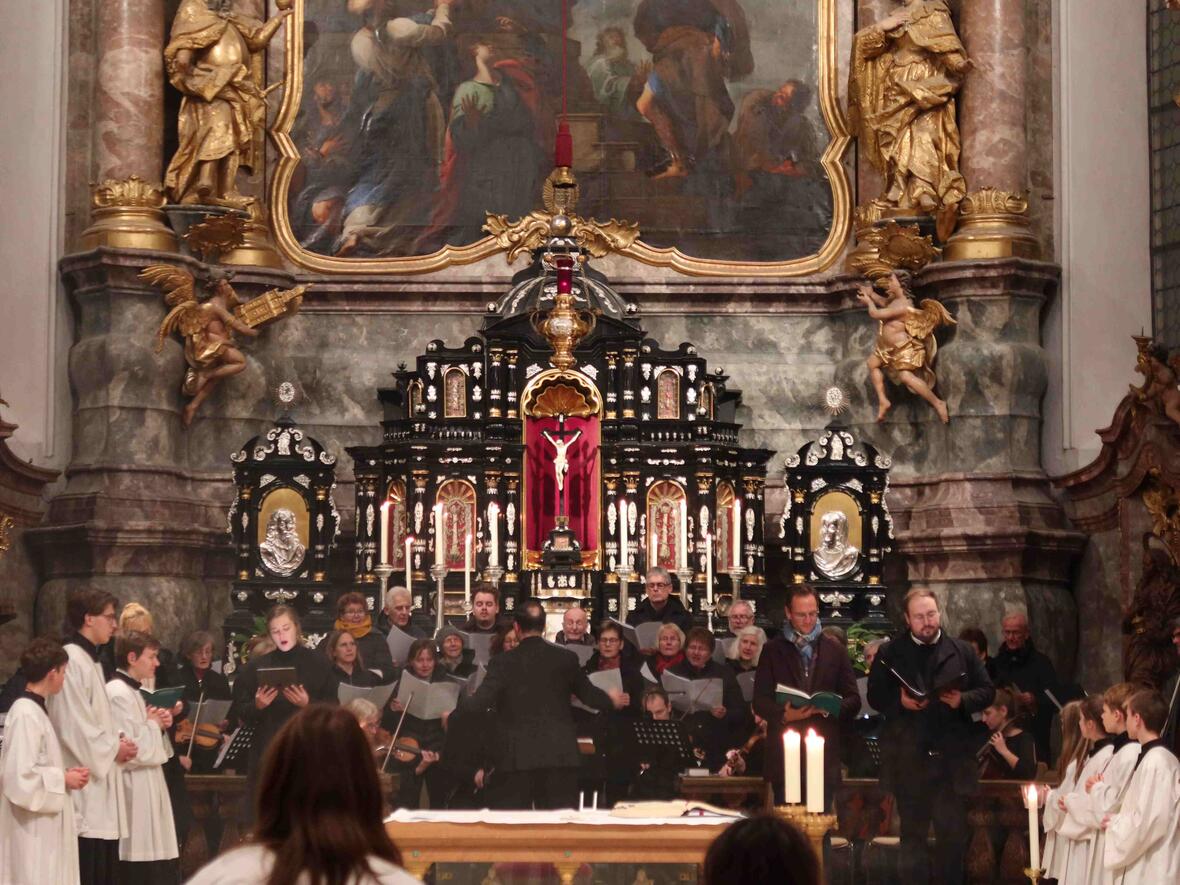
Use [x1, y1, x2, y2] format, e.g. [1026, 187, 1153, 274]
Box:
[867, 589, 994, 885]
[990, 611, 1059, 765]
[630, 567, 694, 636]
[753, 584, 860, 807]
[462, 600, 625, 809]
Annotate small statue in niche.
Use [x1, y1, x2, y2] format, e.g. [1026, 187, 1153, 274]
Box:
[856, 271, 955, 424]
[260, 507, 306, 576]
[848, 0, 969, 237]
[812, 511, 860, 579]
[163, 0, 292, 206]
[1131, 338, 1180, 428]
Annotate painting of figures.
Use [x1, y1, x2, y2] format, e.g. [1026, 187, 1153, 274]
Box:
[281, 0, 842, 267]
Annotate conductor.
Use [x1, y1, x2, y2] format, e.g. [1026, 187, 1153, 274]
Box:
[461, 600, 626, 809]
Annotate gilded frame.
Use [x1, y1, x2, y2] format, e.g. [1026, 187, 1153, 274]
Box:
[268, 0, 851, 278]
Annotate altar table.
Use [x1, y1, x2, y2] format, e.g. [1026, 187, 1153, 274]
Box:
[384, 809, 734, 881]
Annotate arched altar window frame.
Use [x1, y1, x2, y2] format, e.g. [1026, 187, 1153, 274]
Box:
[443, 368, 467, 419]
[434, 478, 477, 571]
[385, 479, 408, 568]
[408, 380, 423, 417]
[656, 368, 681, 420]
[700, 383, 715, 420]
[716, 481, 736, 571]
[646, 480, 687, 571]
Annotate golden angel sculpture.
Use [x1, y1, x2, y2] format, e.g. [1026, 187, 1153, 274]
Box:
[163, 0, 292, 207]
[848, 0, 969, 236]
[856, 271, 955, 424]
[140, 265, 304, 426]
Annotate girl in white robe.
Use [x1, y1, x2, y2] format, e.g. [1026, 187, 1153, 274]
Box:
[1042, 700, 1088, 881]
[1049, 697, 1116, 885]
[105, 632, 179, 883]
[0, 639, 89, 885]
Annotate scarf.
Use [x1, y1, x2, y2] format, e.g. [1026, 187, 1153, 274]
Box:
[784, 621, 823, 672]
[654, 651, 684, 675]
[597, 655, 622, 671]
[335, 615, 373, 640]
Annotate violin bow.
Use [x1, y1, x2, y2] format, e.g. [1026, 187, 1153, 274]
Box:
[186, 690, 206, 758]
[382, 691, 415, 773]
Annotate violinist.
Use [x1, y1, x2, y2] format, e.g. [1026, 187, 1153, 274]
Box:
[324, 630, 382, 688]
[719, 715, 769, 778]
[174, 631, 231, 774]
[978, 686, 1038, 780]
[382, 639, 450, 809]
[344, 698, 383, 753]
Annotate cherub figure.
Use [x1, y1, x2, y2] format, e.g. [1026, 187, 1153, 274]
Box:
[142, 265, 259, 426]
[856, 270, 955, 424]
[1132, 342, 1180, 427]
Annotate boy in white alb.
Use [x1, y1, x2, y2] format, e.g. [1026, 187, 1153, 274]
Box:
[1102, 690, 1180, 885]
[47, 589, 139, 885]
[106, 630, 180, 884]
[0, 638, 92, 885]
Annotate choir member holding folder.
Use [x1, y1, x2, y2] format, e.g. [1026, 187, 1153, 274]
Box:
[335, 592, 396, 683]
[666, 627, 750, 771]
[383, 638, 454, 809]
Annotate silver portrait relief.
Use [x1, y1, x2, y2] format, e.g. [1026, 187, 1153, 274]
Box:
[812, 510, 859, 579]
[259, 508, 306, 576]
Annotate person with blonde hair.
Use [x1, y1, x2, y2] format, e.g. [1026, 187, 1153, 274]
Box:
[1042, 700, 1090, 882]
[725, 625, 765, 674]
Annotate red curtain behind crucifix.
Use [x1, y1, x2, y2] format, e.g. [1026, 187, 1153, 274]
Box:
[525, 415, 600, 554]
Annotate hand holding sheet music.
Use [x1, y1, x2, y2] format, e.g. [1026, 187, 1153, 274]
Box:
[572, 669, 623, 713]
[396, 673, 460, 720]
[661, 672, 723, 715]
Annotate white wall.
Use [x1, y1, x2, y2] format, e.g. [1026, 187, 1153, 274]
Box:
[1045, 0, 1153, 476]
[0, 0, 69, 467]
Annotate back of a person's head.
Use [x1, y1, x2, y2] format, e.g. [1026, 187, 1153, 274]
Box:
[703, 814, 820, 885]
[255, 705, 401, 884]
[514, 601, 546, 634]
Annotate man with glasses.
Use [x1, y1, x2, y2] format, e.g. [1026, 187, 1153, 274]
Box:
[630, 567, 694, 636]
[990, 610, 1059, 765]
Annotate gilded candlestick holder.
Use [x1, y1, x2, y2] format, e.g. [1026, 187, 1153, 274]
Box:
[1023, 869, 1045, 883]
[774, 806, 837, 877]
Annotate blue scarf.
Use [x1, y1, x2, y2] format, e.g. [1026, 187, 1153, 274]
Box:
[784, 621, 823, 672]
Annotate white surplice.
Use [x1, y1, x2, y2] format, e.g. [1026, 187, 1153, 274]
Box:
[105, 675, 178, 862]
[0, 696, 80, 885]
[46, 641, 126, 841]
[1046, 744, 1114, 885]
[1104, 744, 1180, 885]
[1061, 740, 1141, 885]
[186, 844, 422, 885]
[1042, 756, 1080, 880]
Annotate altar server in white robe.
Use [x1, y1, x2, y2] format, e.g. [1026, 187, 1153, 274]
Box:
[1103, 690, 1180, 885]
[1042, 700, 1087, 880]
[47, 589, 138, 885]
[106, 630, 179, 884]
[0, 638, 92, 885]
[1047, 696, 1115, 885]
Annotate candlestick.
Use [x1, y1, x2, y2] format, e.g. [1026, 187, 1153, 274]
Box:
[784, 729, 801, 804]
[805, 729, 824, 813]
[404, 535, 413, 593]
[430, 562, 448, 633]
[618, 498, 628, 574]
[379, 501, 390, 566]
[464, 533, 472, 603]
[433, 503, 444, 569]
[488, 502, 500, 568]
[678, 498, 688, 571]
[732, 499, 741, 567]
[1024, 784, 1040, 871]
[616, 565, 630, 625]
[652, 527, 660, 570]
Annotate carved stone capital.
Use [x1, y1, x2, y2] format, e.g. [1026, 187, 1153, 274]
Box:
[82, 176, 177, 252]
[943, 187, 1040, 262]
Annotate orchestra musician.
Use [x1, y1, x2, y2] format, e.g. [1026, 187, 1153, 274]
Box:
[977, 686, 1038, 780]
[173, 631, 231, 774]
[382, 638, 450, 809]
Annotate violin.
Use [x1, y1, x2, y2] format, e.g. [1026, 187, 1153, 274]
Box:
[175, 719, 222, 751]
[376, 735, 423, 764]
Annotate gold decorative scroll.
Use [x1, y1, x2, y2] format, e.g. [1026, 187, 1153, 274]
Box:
[266, 0, 852, 278]
[521, 372, 602, 419]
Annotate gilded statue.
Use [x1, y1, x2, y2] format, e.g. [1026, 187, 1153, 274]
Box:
[857, 271, 955, 424]
[163, 0, 292, 207]
[848, 0, 969, 235]
[1131, 338, 1180, 428]
[140, 264, 305, 426]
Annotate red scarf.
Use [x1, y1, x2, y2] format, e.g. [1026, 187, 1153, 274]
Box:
[654, 651, 685, 675]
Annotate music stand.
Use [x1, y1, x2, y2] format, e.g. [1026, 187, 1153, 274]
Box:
[631, 719, 696, 771]
[214, 724, 256, 772]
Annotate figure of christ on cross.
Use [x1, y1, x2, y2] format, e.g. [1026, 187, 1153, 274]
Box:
[542, 415, 582, 521]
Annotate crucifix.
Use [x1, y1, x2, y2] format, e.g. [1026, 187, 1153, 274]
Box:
[542, 414, 582, 527]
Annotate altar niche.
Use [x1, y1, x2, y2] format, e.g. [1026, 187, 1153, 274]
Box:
[347, 248, 773, 632]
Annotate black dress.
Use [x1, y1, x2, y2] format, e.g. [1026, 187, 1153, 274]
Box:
[333, 664, 382, 687]
[381, 671, 450, 809]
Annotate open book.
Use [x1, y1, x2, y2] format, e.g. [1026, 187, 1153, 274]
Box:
[885, 665, 966, 702]
[139, 685, 184, 709]
[611, 800, 743, 819]
[661, 672, 723, 714]
[396, 673, 460, 720]
[774, 684, 843, 718]
[338, 681, 397, 711]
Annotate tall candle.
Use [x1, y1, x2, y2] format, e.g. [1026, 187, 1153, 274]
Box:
[404, 535, 413, 592]
[705, 533, 714, 604]
[784, 729, 802, 804]
[1025, 784, 1040, 870]
[488, 502, 500, 568]
[618, 498, 628, 573]
[805, 729, 825, 813]
[433, 503, 444, 568]
[464, 533, 472, 602]
[732, 499, 741, 567]
[678, 499, 688, 570]
[379, 501, 390, 566]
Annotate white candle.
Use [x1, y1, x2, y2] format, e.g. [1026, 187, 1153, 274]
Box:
[379, 501, 390, 566]
[433, 503, 444, 568]
[784, 729, 801, 804]
[404, 535, 413, 591]
[732, 499, 741, 568]
[464, 533, 472, 602]
[705, 533, 714, 604]
[488, 502, 500, 568]
[653, 527, 660, 569]
[1025, 784, 1040, 870]
[805, 728, 824, 813]
[678, 498, 688, 571]
[618, 498, 628, 573]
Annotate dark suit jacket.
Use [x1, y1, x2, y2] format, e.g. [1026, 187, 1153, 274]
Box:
[753, 632, 860, 788]
[462, 634, 613, 771]
[629, 596, 695, 635]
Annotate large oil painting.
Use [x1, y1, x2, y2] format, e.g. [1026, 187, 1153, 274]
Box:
[272, 0, 851, 274]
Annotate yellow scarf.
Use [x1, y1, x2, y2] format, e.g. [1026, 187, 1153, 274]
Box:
[335, 616, 373, 640]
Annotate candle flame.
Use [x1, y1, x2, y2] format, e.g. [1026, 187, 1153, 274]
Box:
[1024, 784, 1038, 806]
[380, 500, 391, 511]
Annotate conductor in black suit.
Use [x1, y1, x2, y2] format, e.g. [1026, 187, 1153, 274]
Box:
[461, 600, 626, 809]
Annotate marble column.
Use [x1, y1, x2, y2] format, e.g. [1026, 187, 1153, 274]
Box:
[855, 0, 893, 202]
[958, 0, 1028, 194]
[93, 0, 166, 182]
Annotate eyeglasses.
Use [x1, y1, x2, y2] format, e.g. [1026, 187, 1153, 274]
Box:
[647, 580, 670, 588]
[343, 609, 366, 618]
[600, 637, 621, 645]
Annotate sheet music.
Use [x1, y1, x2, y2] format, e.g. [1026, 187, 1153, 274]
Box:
[572, 668, 623, 714]
[713, 637, 735, 663]
[397, 672, 460, 720]
[189, 699, 232, 728]
[640, 662, 658, 684]
[560, 642, 595, 666]
[338, 681, 397, 711]
[661, 672, 723, 714]
[460, 632, 495, 666]
[385, 626, 417, 666]
[737, 671, 756, 703]
[635, 622, 663, 650]
[609, 618, 639, 650]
